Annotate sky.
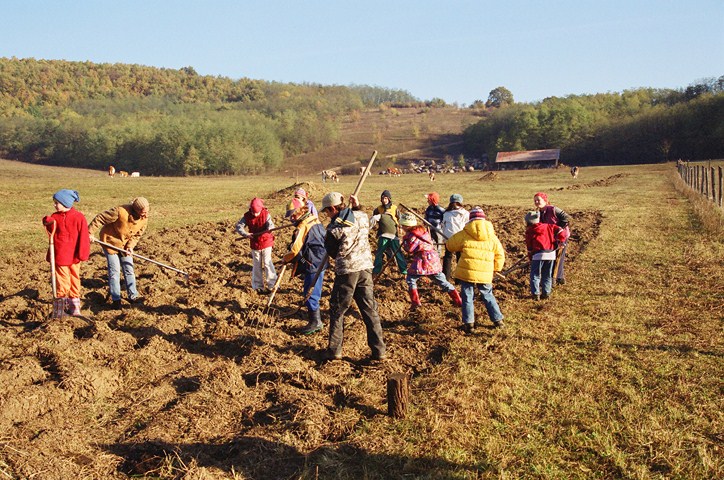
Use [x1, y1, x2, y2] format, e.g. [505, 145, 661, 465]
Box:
[1, 0, 722, 105]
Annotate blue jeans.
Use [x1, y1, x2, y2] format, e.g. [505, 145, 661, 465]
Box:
[459, 280, 503, 325]
[105, 252, 139, 301]
[406, 272, 455, 292]
[303, 268, 326, 312]
[530, 259, 554, 296]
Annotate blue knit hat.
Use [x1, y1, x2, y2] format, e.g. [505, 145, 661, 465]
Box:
[53, 189, 80, 208]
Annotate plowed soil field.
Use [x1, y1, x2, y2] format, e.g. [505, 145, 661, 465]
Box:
[1, 181, 602, 479]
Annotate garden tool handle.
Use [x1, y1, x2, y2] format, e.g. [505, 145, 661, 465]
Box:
[266, 264, 287, 308]
[399, 203, 449, 240]
[45, 221, 58, 299]
[351, 150, 377, 198]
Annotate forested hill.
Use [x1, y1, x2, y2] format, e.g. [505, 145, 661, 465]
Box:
[1, 57, 722, 174]
[464, 79, 724, 166]
[0, 57, 420, 175]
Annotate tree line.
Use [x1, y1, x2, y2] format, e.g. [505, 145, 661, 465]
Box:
[464, 79, 724, 165]
[0, 58, 417, 175]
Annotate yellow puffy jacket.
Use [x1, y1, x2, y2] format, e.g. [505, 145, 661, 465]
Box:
[445, 219, 505, 284]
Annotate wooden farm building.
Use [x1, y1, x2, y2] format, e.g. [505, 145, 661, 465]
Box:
[494, 149, 560, 170]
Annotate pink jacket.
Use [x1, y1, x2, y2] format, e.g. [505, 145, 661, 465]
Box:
[402, 226, 442, 275]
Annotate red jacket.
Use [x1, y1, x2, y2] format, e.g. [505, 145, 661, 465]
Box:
[525, 223, 566, 260]
[245, 208, 274, 250]
[43, 208, 90, 265]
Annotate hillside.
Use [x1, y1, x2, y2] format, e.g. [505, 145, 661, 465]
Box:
[285, 107, 481, 174]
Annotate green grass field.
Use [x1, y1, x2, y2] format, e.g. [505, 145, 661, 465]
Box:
[1, 159, 722, 479]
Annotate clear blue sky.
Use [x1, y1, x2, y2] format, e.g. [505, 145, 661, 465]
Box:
[2, 1, 722, 105]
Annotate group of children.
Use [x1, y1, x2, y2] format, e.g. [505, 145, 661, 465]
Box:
[42, 183, 569, 361]
[236, 187, 570, 337]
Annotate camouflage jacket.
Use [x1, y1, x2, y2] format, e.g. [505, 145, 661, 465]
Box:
[324, 207, 374, 275]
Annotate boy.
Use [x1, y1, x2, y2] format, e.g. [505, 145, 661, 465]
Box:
[533, 192, 571, 284]
[371, 190, 407, 276]
[283, 204, 327, 334]
[321, 192, 386, 361]
[89, 197, 149, 309]
[424, 192, 446, 255]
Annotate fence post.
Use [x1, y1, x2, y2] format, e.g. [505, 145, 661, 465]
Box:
[704, 167, 709, 199]
[719, 166, 723, 208]
[710, 167, 716, 203]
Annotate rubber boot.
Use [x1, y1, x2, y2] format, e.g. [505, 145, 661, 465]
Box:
[301, 309, 323, 335]
[68, 298, 82, 316]
[447, 289, 462, 307]
[52, 298, 65, 319]
[64, 297, 73, 314]
[409, 288, 421, 311]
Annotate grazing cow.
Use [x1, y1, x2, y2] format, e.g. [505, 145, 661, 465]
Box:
[429, 171, 436, 181]
[570, 166, 579, 179]
[118, 170, 129, 177]
[322, 170, 339, 183]
[130, 172, 140, 177]
[108, 165, 115, 177]
[386, 167, 402, 177]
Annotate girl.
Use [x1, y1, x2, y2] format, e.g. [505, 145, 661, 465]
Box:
[533, 192, 571, 284]
[235, 197, 278, 293]
[400, 213, 462, 311]
[42, 189, 90, 318]
[441, 193, 469, 281]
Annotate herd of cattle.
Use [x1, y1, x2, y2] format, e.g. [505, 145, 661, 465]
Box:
[107, 164, 580, 182]
[108, 166, 140, 177]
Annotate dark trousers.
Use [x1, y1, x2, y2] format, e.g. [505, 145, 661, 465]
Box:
[328, 269, 386, 357]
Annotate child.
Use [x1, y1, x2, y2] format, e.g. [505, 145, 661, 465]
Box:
[282, 203, 327, 335]
[371, 189, 407, 276]
[42, 189, 90, 318]
[525, 211, 568, 300]
[533, 192, 571, 284]
[445, 207, 505, 332]
[441, 193, 469, 281]
[236, 197, 278, 294]
[400, 213, 462, 311]
[89, 197, 149, 309]
[292, 188, 318, 217]
[321, 192, 386, 361]
[424, 192, 446, 255]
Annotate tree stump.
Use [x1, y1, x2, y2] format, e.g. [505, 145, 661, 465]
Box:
[387, 373, 410, 418]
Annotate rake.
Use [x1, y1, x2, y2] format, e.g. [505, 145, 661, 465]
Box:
[244, 264, 287, 327]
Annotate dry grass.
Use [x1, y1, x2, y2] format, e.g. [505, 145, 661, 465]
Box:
[0, 159, 721, 479]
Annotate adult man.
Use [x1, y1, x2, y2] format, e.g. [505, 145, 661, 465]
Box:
[89, 197, 149, 309]
[321, 192, 386, 361]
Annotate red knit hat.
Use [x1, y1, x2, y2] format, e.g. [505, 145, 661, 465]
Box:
[250, 197, 264, 214]
[469, 207, 486, 221]
[426, 192, 440, 205]
[534, 192, 548, 203]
